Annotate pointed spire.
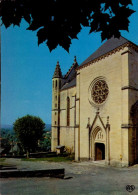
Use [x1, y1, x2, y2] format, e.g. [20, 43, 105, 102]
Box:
[53, 61, 62, 78]
[64, 56, 79, 79]
[73, 56, 78, 67]
[74, 56, 77, 63]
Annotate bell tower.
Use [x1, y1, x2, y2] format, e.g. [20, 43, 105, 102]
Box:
[51, 61, 62, 151]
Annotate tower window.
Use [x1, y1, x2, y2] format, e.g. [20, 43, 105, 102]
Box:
[55, 103, 57, 108]
[55, 80, 57, 89]
[67, 97, 70, 126]
[55, 121, 56, 125]
[55, 96, 57, 100]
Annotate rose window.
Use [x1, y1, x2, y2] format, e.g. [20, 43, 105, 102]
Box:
[91, 80, 109, 104]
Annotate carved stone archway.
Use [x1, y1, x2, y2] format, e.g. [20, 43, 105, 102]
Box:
[90, 126, 106, 161]
[87, 110, 110, 164]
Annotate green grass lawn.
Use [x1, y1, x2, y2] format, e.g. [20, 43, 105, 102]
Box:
[0, 158, 6, 165]
[0, 158, 13, 166]
[0, 158, 6, 162]
[22, 156, 74, 162]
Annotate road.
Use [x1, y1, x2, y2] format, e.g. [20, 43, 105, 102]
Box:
[0, 159, 138, 195]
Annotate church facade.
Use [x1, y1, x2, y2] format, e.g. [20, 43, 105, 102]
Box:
[51, 37, 138, 167]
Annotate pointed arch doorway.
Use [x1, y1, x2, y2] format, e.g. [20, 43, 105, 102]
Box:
[90, 126, 106, 161]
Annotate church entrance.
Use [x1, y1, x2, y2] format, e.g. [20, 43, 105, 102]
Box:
[89, 114, 110, 164]
[95, 143, 105, 160]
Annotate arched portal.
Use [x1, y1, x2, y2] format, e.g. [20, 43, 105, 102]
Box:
[90, 126, 106, 161]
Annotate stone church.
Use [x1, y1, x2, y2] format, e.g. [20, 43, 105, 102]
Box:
[51, 36, 138, 167]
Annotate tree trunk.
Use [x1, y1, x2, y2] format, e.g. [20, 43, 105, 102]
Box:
[26, 150, 29, 159]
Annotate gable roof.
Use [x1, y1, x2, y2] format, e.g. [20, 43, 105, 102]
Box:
[61, 57, 78, 90]
[61, 77, 76, 90]
[59, 36, 138, 90]
[80, 36, 137, 67]
[64, 56, 78, 79]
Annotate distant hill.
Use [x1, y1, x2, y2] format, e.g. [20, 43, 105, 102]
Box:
[1, 124, 13, 130]
[45, 124, 51, 131]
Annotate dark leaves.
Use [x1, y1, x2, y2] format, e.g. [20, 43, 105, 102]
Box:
[37, 28, 47, 45]
[0, 0, 135, 51]
[59, 36, 71, 52]
[120, 0, 133, 6]
[24, 13, 31, 24]
[13, 115, 45, 152]
[90, 12, 110, 33]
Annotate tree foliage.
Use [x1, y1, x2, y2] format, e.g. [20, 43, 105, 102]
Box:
[39, 132, 51, 152]
[1, 138, 11, 150]
[0, 0, 135, 52]
[13, 115, 45, 155]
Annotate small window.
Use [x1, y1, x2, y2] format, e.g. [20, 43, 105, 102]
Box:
[55, 96, 57, 100]
[55, 112, 56, 115]
[67, 97, 70, 126]
[53, 81, 54, 88]
[55, 121, 56, 125]
[55, 103, 57, 108]
[55, 80, 57, 89]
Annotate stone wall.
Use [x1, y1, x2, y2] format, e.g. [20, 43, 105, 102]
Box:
[51, 43, 138, 167]
[76, 46, 136, 166]
[59, 87, 76, 152]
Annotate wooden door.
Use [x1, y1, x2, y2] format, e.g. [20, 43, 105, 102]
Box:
[95, 143, 105, 160]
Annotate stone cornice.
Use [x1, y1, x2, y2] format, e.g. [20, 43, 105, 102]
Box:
[51, 125, 78, 128]
[121, 124, 138, 128]
[76, 98, 80, 101]
[121, 86, 138, 91]
[52, 109, 60, 111]
[77, 42, 138, 71]
[121, 50, 132, 55]
[52, 107, 75, 112]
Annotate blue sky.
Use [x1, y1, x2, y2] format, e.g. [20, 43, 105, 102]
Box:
[1, 2, 138, 126]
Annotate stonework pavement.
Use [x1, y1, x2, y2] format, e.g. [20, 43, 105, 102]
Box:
[1, 158, 138, 195]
